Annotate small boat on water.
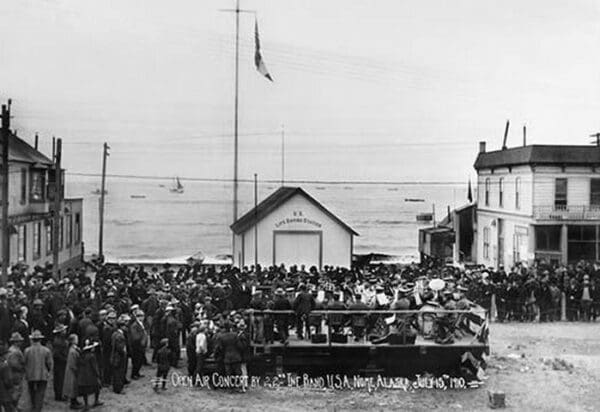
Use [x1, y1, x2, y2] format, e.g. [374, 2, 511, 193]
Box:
[405, 198, 425, 202]
[344, 186, 353, 190]
[170, 177, 184, 193]
[91, 188, 108, 195]
[315, 186, 325, 190]
[130, 195, 146, 199]
[387, 188, 399, 191]
[416, 212, 434, 222]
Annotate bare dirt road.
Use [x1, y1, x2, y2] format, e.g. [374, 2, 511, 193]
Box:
[41, 322, 600, 411]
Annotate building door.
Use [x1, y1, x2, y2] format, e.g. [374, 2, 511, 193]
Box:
[513, 226, 528, 265]
[274, 231, 321, 269]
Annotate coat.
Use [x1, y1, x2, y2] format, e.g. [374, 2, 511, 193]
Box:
[24, 343, 53, 382]
[62, 345, 79, 399]
[293, 292, 315, 315]
[0, 360, 12, 403]
[128, 321, 147, 350]
[77, 350, 100, 391]
[6, 346, 25, 385]
[214, 331, 243, 364]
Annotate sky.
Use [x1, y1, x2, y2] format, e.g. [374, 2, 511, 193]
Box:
[0, 0, 599, 184]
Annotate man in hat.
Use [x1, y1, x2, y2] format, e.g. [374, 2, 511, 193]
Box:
[0, 288, 13, 345]
[348, 294, 369, 341]
[110, 315, 129, 394]
[51, 324, 69, 402]
[164, 306, 181, 368]
[272, 288, 292, 344]
[101, 311, 117, 387]
[129, 310, 147, 380]
[293, 284, 315, 340]
[154, 338, 170, 392]
[12, 306, 30, 349]
[24, 330, 53, 412]
[0, 342, 14, 412]
[6, 332, 25, 409]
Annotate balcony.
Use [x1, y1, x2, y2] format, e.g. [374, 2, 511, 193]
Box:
[533, 205, 600, 221]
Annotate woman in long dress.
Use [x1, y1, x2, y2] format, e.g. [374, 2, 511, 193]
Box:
[77, 340, 103, 411]
[63, 334, 81, 409]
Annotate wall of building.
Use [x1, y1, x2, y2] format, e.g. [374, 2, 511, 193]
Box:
[233, 193, 353, 269]
[477, 165, 533, 217]
[476, 210, 532, 268]
[532, 166, 598, 208]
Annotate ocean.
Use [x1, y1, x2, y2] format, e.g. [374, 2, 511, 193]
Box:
[66, 177, 468, 262]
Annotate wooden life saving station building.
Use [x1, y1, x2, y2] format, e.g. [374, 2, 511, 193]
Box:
[230, 186, 357, 269]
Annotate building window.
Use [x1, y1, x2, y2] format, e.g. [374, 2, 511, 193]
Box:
[515, 177, 521, 210]
[59, 216, 64, 250]
[33, 222, 41, 260]
[555, 178, 568, 209]
[535, 225, 561, 251]
[485, 178, 490, 206]
[66, 215, 72, 248]
[498, 178, 504, 207]
[30, 170, 45, 202]
[567, 225, 596, 261]
[74, 213, 81, 244]
[20, 168, 27, 205]
[591, 179, 600, 208]
[17, 225, 26, 262]
[46, 221, 52, 255]
[483, 227, 490, 259]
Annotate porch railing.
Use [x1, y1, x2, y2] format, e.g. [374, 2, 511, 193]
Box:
[533, 205, 600, 221]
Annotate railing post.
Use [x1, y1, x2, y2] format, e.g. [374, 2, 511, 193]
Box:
[327, 312, 332, 348]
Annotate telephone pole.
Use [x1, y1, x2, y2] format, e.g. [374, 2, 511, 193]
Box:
[1, 100, 11, 284]
[98, 142, 109, 262]
[281, 124, 285, 187]
[52, 138, 62, 279]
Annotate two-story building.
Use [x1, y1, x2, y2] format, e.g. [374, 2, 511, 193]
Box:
[474, 141, 600, 268]
[1, 133, 83, 271]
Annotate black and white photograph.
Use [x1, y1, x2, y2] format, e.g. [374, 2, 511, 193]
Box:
[0, 0, 598, 411]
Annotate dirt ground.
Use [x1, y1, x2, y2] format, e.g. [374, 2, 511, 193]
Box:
[41, 322, 600, 412]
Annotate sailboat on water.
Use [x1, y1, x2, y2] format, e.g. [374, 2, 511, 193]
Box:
[170, 177, 184, 193]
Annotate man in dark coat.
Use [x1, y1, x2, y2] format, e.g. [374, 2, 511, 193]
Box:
[0, 289, 11, 345]
[24, 330, 53, 412]
[0, 344, 14, 412]
[272, 289, 292, 344]
[348, 294, 369, 341]
[164, 306, 180, 367]
[293, 285, 315, 340]
[101, 312, 116, 386]
[214, 322, 243, 378]
[110, 315, 129, 394]
[51, 325, 69, 401]
[128, 310, 147, 380]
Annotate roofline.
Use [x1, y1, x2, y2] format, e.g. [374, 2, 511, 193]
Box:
[230, 187, 358, 236]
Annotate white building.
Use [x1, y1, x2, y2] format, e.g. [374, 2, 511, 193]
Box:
[474, 141, 600, 268]
[231, 187, 357, 269]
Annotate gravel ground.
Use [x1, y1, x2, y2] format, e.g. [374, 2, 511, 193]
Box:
[40, 322, 600, 412]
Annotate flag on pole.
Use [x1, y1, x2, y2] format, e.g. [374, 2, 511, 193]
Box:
[467, 178, 473, 203]
[254, 18, 273, 81]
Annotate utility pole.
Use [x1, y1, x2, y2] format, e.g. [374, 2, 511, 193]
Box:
[590, 132, 600, 147]
[281, 124, 285, 187]
[98, 142, 109, 262]
[52, 138, 62, 279]
[1, 101, 11, 284]
[254, 173, 258, 268]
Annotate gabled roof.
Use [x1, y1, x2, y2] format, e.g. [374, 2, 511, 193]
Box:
[474, 145, 600, 170]
[230, 186, 358, 236]
[1, 133, 53, 166]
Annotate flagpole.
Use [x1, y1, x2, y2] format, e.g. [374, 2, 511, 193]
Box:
[233, 0, 240, 254]
[281, 124, 285, 187]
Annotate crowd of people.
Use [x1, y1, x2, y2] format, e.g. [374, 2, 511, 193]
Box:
[0, 258, 598, 410]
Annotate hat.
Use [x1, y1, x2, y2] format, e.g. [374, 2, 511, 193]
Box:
[9, 332, 24, 343]
[117, 314, 130, 324]
[33, 299, 43, 306]
[130, 304, 140, 311]
[274, 288, 285, 295]
[135, 309, 145, 317]
[52, 324, 68, 334]
[165, 305, 175, 312]
[160, 338, 169, 346]
[107, 311, 117, 319]
[30, 330, 45, 340]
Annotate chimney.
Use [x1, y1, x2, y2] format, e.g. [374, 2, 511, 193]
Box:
[479, 141, 486, 154]
[502, 120, 510, 150]
[34, 133, 39, 150]
[523, 125, 527, 147]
